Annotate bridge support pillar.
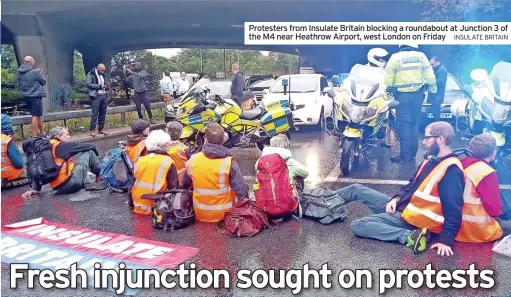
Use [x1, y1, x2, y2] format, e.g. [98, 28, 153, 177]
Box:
[14, 34, 74, 112]
[81, 48, 114, 84]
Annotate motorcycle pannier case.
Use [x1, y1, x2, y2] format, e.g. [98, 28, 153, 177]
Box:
[260, 99, 292, 136]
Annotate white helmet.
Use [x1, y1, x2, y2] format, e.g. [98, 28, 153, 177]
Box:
[399, 43, 419, 49]
[367, 48, 389, 68]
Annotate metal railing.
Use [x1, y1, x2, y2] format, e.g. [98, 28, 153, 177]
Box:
[12, 102, 165, 137]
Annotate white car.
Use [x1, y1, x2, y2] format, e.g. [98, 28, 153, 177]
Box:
[262, 74, 334, 129]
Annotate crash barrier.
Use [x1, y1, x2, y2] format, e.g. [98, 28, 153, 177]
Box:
[11, 102, 165, 137]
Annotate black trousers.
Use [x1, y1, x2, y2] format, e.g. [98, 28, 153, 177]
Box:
[395, 90, 424, 160]
[430, 94, 443, 122]
[90, 94, 108, 131]
[133, 91, 152, 120]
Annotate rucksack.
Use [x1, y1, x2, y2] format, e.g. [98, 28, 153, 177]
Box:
[142, 189, 195, 231]
[22, 136, 60, 186]
[100, 148, 134, 192]
[254, 154, 298, 218]
[217, 198, 276, 237]
[299, 188, 349, 224]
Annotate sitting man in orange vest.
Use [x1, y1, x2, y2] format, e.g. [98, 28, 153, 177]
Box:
[22, 126, 102, 197]
[181, 123, 249, 222]
[459, 134, 510, 239]
[125, 119, 150, 165]
[337, 122, 464, 256]
[1, 114, 28, 188]
[165, 121, 192, 183]
[130, 129, 179, 214]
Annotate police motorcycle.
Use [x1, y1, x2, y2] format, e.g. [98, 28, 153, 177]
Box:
[325, 64, 399, 175]
[451, 61, 511, 165]
[174, 78, 293, 153]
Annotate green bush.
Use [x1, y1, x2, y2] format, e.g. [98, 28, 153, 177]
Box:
[72, 92, 89, 100]
[0, 88, 23, 101]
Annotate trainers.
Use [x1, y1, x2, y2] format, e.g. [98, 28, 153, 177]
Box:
[405, 228, 431, 254]
[90, 131, 96, 137]
[84, 181, 107, 191]
[98, 130, 108, 135]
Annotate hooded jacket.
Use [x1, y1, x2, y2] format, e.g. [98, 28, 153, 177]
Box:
[1, 114, 23, 169]
[18, 64, 46, 98]
[181, 143, 248, 199]
[255, 146, 309, 183]
[126, 63, 148, 93]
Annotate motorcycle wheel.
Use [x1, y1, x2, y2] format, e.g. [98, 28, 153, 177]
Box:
[340, 138, 357, 176]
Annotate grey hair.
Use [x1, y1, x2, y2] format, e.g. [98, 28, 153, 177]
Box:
[469, 134, 497, 159]
[145, 130, 171, 151]
[166, 121, 183, 141]
[49, 127, 68, 139]
[269, 134, 290, 149]
[426, 121, 455, 146]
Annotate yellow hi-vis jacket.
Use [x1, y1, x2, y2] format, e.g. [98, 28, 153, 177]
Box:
[383, 50, 438, 94]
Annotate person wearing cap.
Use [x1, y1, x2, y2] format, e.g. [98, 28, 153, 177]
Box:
[383, 43, 437, 163]
[125, 119, 150, 165]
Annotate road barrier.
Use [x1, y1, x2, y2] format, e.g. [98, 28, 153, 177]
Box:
[12, 102, 165, 137]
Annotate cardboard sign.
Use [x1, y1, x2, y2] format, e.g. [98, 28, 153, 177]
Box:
[1, 218, 198, 294]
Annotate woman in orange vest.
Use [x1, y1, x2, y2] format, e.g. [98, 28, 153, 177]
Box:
[181, 123, 248, 222]
[458, 134, 508, 240]
[125, 119, 150, 165]
[22, 126, 102, 198]
[1, 114, 26, 187]
[165, 121, 191, 183]
[130, 129, 179, 215]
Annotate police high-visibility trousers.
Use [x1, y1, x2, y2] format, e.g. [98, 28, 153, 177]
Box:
[395, 90, 424, 160]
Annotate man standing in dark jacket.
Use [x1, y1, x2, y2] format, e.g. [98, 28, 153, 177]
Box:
[430, 57, 448, 122]
[86, 63, 109, 137]
[125, 62, 155, 124]
[335, 121, 464, 256]
[18, 56, 47, 137]
[230, 63, 245, 106]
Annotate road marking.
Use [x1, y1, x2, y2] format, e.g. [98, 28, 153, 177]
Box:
[324, 165, 341, 182]
[326, 177, 511, 190]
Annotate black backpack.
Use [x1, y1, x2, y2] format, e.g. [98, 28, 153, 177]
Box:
[142, 189, 195, 231]
[299, 188, 349, 224]
[22, 136, 60, 186]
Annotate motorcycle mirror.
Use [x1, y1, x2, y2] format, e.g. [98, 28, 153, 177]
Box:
[389, 100, 400, 109]
[470, 69, 489, 82]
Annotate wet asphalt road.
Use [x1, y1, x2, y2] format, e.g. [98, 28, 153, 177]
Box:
[2, 126, 511, 297]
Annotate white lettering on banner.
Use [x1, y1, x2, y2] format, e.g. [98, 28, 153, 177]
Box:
[244, 22, 511, 45]
[13, 224, 175, 259]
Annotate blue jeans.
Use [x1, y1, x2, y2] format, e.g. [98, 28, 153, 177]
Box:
[56, 151, 101, 195]
[335, 184, 416, 245]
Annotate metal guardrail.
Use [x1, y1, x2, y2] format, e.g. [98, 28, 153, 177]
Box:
[11, 102, 165, 138]
[11, 102, 165, 126]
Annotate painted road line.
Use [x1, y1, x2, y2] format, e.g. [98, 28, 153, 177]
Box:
[324, 165, 341, 182]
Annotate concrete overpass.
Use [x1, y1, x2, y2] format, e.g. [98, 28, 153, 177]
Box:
[1, 0, 507, 111]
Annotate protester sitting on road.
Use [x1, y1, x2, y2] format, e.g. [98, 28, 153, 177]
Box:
[459, 134, 510, 239]
[165, 121, 191, 183]
[182, 123, 249, 222]
[336, 121, 464, 256]
[125, 119, 150, 165]
[255, 133, 308, 193]
[130, 130, 179, 215]
[22, 127, 102, 197]
[1, 114, 28, 188]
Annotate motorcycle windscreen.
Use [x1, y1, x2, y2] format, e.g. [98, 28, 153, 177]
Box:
[490, 62, 511, 102]
[343, 64, 386, 102]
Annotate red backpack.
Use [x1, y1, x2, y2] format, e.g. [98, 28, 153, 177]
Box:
[217, 198, 276, 237]
[254, 153, 298, 218]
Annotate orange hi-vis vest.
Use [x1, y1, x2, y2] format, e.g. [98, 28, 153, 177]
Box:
[167, 142, 189, 183]
[131, 153, 174, 215]
[456, 161, 503, 242]
[49, 139, 75, 189]
[1, 133, 23, 181]
[125, 140, 146, 165]
[401, 157, 463, 233]
[186, 152, 237, 222]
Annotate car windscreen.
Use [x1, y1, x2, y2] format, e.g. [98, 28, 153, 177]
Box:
[250, 79, 275, 89]
[203, 81, 231, 95]
[269, 77, 318, 93]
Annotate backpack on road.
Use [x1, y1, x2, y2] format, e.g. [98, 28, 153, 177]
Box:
[299, 188, 349, 224]
[22, 136, 60, 187]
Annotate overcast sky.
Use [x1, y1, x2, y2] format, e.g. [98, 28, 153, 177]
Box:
[149, 48, 270, 58]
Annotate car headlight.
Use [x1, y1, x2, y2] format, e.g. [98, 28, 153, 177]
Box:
[349, 105, 366, 123]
